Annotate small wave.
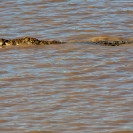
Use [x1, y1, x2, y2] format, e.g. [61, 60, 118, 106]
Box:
[26, 131, 55, 133]
[88, 36, 122, 42]
[102, 130, 133, 133]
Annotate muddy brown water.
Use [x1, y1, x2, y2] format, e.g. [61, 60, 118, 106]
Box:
[0, 1, 133, 133]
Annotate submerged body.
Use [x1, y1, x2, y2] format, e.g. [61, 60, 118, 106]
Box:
[0, 36, 132, 47]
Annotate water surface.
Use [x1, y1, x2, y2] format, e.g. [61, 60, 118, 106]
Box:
[0, 0, 133, 133]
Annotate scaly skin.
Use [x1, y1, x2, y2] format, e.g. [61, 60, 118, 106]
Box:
[0, 38, 8, 46]
[2, 37, 65, 46]
[5, 37, 40, 46]
[0, 37, 132, 47]
[94, 40, 129, 46]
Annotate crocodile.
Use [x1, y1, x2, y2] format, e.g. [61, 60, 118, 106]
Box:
[0, 37, 132, 47]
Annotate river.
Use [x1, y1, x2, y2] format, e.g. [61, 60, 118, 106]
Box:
[0, 0, 133, 133]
